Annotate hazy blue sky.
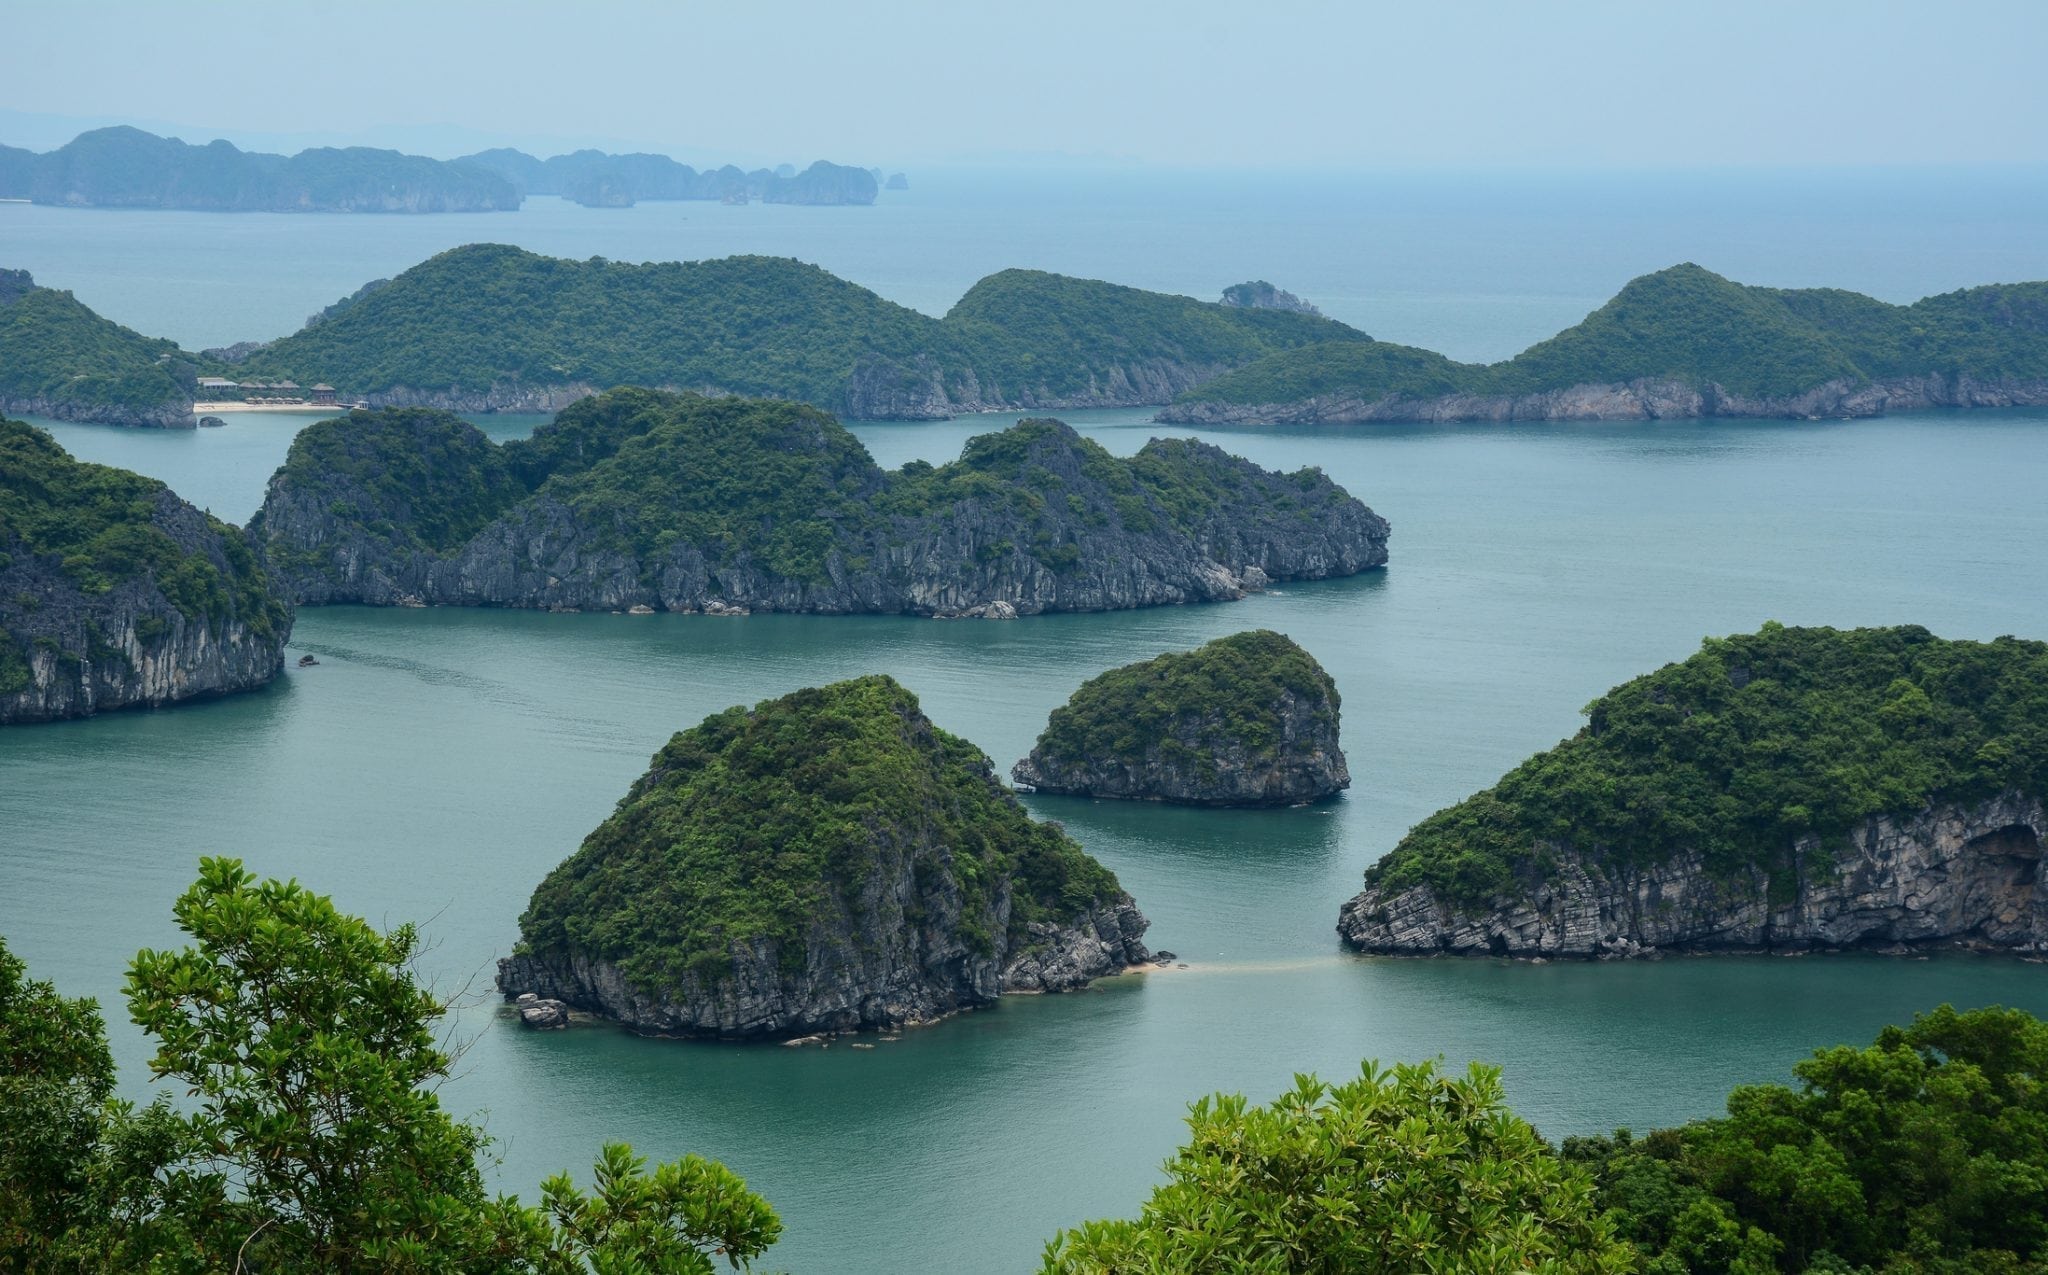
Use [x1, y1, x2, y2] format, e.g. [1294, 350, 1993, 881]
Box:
[7, 0, 2046, 168]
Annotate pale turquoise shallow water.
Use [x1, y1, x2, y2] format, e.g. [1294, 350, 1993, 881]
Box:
[5, 406, 2048, 1272]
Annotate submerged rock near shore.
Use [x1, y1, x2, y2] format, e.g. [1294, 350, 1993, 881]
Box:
[0, 419, 292, 724]
[1014, 630, 1350, 806]
[496, 676, 1154, 1038]
[253, 388, 1389, 616]
[1338, 624, 2048, 957]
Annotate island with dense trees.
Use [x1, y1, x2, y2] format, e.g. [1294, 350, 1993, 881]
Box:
[0, 418, 292, 724]
[229, 243, 1361, 417]
[251, 388, 1389, 614]
[12, 858, 2040, 1270]
[496, 675, 1158, 1039]
[14, 250, 2045, 427]
[1339, 623, 2048, 957]
[0, 270, 204, 427]
[1013, 629, 1351, 805]
[1163, 263, 2048, 423]
[0, 126, 520, 212]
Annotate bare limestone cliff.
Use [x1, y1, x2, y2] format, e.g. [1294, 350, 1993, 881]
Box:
[1014, 630, 1350, 806]
[495, 676, 1157, 1039]
[0, 419, 292, 724]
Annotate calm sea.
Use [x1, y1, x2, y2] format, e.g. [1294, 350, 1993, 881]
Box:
[4, 172, 2048, 1272]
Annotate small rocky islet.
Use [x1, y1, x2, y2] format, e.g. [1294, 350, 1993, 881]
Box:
[1013, 629, 1350, 806]
[1340, 623, 2048, 958]
[252, 387, 1389, 616]
[0, 417, 293, 724]
[497, 675, 1158, 1040]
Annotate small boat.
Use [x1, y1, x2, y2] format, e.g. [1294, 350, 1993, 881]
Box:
[296, 654, 320, 667]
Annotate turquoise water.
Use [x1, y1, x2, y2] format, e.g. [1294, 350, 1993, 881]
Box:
[5, 406, 2048, 1271]
[5, 168, 2048, 360]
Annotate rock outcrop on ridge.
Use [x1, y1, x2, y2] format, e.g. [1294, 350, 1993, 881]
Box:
[1013, 630, 1350, 806]
[1338, 624, 2048, 957]
[496, 675, 1156, 1039]
[0, 418, 293, 723]
[251, 388, 1390, 615]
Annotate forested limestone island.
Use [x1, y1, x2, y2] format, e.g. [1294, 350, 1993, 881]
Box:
[227, 243, 1364, 417]
[0, 419, 292, 724]
[496, 675, 1157, 1039]
[1162, 262, 2048, 423]
[1338, 623, 2048, 957]
[0, 269, 205, 427]
[250, 388, 1389, 615]
[1013, 630, 1351, 806]
[0, 126, 519, 212]
[455, 147, 878, 206]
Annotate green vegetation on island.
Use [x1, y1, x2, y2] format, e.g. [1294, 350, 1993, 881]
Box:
[514, 675, 1122, 990]
[1362, 623, 2048, 911]
[1, 418, 291, 717]
[1015, 629, 1350, 805]
[0, 270, 201, 424]
[234, 244, 1362, 416]
[0, 125, 520, 212]
[254, 388, 1388, 614]
[6, 859, 2045, 1272]
[1172, 262, 2048, 416]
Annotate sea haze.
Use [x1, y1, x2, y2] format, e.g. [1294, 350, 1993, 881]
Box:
[2, 165, 2045, 362]
[6, 405, 2048, 1272]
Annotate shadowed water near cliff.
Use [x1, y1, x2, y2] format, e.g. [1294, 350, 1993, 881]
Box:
[5, 408, 2048, 1271]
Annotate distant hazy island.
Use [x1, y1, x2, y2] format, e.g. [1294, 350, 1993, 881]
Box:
[251, 388, 1390, 615]
[0, 418, 292, 724]
[0, 126, 884, 213]
[1014, 630, 1351, 806]
[1163, 263, 2048, 423]
[7, 247, 2045, 428]
[0, 126, 519, 212]
[1339, 623, 2048, 958]
[454, 148, 878, 207]
[497, 675, 1156, 1039]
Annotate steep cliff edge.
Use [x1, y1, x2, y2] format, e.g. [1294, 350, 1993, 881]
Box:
[0, 419, 292, 723]
[1337, 624, 2048, 957]
[253, 388, 1390, 615]
[1014, 630, 1350, 806]
[495, 676, 1155, 1039]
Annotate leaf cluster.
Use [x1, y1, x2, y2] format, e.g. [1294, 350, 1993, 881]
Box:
[1563, 1004, 2048, 1274]
[1042, 1059, 1635, 1274]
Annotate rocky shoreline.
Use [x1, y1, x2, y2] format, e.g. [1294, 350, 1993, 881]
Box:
[0, 394, 195, 430]
[1338, 792, 2048, 959]
[1158, 373, 2048, 426]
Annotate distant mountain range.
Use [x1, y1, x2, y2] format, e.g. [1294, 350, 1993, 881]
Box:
[1, 247, 2043, 428]
[0, 127, 887, 212]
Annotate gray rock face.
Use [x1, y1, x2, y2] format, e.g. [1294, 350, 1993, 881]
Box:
[1220, 281, 1322, 316]
[258, 419, 1390, 616]
[0, 491, 292, 724]
[0, 394, 194, 429]
[496, 894, 1151, 1040]
[1159, 374, 2048, 426]
[1338, 792, 2048, 957]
